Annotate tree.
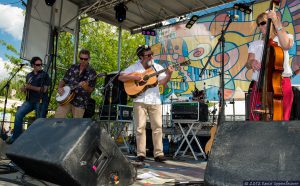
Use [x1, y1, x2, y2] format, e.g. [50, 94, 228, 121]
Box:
[49, 18, 145, 111]
[0, 39, 26, 100]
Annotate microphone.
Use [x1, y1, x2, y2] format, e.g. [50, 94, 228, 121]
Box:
[228, 14, 239, 20]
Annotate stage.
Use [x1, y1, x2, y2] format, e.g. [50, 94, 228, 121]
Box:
[0, 155, 206, 186]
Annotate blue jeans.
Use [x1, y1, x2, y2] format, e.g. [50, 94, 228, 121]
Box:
[11, 101, 48, 141]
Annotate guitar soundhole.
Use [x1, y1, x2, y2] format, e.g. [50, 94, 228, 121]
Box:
[143, 75, 149, 81]
[139, 81, 146, 86]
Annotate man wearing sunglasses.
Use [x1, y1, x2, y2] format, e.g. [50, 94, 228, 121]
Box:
[246, 10, 294, 121]
[55, 49, 97, 118]
[5, 56, 51, 144]
[119, 45, 174, 163]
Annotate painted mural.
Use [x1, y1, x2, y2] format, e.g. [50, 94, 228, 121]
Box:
[147, 0, 300, 102]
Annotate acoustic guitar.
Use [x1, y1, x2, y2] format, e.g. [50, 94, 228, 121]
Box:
[124, 60, 190, 98]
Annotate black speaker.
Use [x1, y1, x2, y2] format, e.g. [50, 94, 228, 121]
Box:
[83, 98, 96, 118]
[204, 121, 300, 185]
[290, 87, 300, 120]
[6, 118, 136, 186]
[245, 93, 250, 121]
[172, 102, 208, 121]
[99, 104, 133, 122]
[103, 73, 127, 105]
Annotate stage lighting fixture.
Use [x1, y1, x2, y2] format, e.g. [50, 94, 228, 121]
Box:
[114, 3, 128, 23]
[45, 0, 56, 6]
[185, 15, 199, 29]
[142, 29, 156, 36]
[233, 3, 252, 14]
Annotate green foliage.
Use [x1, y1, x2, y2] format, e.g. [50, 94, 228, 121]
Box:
[0, 40, 26, 100]
[50, 19, 145, 110]
[1, 19, 145, 113]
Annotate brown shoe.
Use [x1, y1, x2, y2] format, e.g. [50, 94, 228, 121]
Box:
[154, 156, 166, 162]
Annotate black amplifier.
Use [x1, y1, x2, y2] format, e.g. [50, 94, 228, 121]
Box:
[171, 102, 208, 122]
[99, 104, 133, 122]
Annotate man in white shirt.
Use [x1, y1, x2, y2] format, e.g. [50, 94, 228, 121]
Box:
[119, 45, 174, 162]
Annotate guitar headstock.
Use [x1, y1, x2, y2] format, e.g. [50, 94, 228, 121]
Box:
[180, 60, 191, 66]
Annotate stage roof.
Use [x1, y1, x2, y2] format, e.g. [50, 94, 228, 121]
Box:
[68, 0, 236, 33]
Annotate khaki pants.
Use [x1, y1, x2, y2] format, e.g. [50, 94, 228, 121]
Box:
[55, 103, 85, 118]
[134, 102, 164, 158]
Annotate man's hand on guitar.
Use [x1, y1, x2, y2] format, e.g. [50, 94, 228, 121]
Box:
[79, 81, 89, 91]
[133, 75, 145, 82]
[58, 87, 65, 96]
[166, 66, 174, 75]
[21, 85, 27, 92]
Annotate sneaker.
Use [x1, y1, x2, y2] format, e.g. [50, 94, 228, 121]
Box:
[136, 156, 145, 162]
[154, 156, 166, 162]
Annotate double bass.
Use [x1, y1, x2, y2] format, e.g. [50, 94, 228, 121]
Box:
[251, 0, 284, 121]
[205, 0, 285, 155]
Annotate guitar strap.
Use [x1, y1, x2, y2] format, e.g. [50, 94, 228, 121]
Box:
[151, 64, 158, 77]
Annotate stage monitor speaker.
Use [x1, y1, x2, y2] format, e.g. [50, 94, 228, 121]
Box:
[103, 72, 127, 105]
[204, 121, 300, 185]
[6, 118, 136, 186]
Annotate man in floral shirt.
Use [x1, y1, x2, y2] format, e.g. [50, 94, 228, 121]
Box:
[55, 49, 97, 118]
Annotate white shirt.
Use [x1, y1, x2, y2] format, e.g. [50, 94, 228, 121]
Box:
[122, 60, 166, 104]
[248, 34, 294, 81]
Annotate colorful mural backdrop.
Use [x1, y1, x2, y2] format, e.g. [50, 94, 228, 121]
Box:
[147, 0, 299, 102]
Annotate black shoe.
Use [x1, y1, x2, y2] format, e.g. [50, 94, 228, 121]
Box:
[136, 156, 145, 162]
[154, 156, 166, 162]
[6, 138, 15, 145]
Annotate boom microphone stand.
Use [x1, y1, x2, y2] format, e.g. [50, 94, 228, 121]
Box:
[200, 15, 234, 125]
[101, 51, 136, 134]
[1, 64, 25, 141]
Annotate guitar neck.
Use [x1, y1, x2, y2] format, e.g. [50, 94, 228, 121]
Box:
[148, 69, 167, 78]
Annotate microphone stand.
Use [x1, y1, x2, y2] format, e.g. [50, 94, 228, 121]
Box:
[100, 51, 136, 134]
[1, 64, 25, 140]
[199, 16, 234, 125]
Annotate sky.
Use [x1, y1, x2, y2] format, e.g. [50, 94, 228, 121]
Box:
[0, 0, 26, 80]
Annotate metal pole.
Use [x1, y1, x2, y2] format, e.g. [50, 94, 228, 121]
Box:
[73, 18, 80, 64]
[117, 26, 122, 71]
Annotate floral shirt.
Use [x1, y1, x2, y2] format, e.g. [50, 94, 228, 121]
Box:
[63, 64, 97, 109]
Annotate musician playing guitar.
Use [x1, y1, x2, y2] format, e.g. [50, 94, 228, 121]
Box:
[119, 45, 174, 163]
[6, 57, 51, 144]
[246, 10, 294, 121]
[55, 49, 97, 118]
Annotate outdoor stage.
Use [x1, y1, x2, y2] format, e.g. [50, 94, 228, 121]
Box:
[1, 119, 300, 185]
[0, 155, 207, 185]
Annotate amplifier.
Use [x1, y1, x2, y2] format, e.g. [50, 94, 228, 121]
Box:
[171, 102, 208, 122]
[99, 105, 133, 122]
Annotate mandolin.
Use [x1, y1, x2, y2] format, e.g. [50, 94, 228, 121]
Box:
[124, 60, 190, 98]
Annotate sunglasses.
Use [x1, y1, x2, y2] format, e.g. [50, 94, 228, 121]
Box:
[258, 21, 266, 27]
[80, 57, 89, 61]
[144, 53, 153, 57]
[34, 64, 42, 66]
[139, 44, 149, 49]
